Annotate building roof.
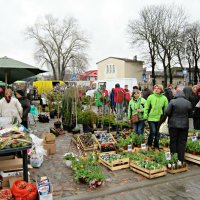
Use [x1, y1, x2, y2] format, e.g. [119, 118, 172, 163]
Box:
[96, 57, 144, 64]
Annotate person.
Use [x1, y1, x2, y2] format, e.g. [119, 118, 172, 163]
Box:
[114, 83, 125, 119]
[100, 85, 109, 114]
[110, 88, 116, 114]
[124, 85, 131, 116]
[40, 93, 48, 112]
[15, 90, 31, 129]
[94, 88, 102, 113]
[164, 90, 192, 162]
[183, 86, 193, 100]
[143, 84, 168, 149]
[193, 87, 200, 130]
[141, 84, 152, 100]
[164, 84, 174, 102]
[0, 87, 4, 99]
[188, 85, 200, 130]
[128, 90, 146, 134]
[0, 88, 23, 123]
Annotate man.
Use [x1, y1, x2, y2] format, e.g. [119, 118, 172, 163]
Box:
[114, 83, 125, 119]
[101, 85, 109, 114]
[144, 84, 168, 149]
[15, 90, 31, 128]
[165, 90, 192, 162]
[124, 85, 131, 116]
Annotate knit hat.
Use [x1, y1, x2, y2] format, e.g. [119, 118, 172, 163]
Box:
[16, 90, 25, 97]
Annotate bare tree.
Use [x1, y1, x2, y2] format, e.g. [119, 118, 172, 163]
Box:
[185, 22, 200, 84]
[127, 6, 159, 86]
[26, 15, 89, 80]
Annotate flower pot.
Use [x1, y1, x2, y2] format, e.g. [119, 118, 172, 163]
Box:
[50, 111, 55, 119]
[65, 160, 72, 168]
[62, 123, 69, 131]
[54, 121, 61, 129]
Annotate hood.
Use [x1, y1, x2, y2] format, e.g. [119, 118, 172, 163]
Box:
[174, 91, 186, 99]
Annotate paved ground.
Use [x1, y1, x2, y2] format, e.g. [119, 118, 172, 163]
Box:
[28, 115, 199, 200]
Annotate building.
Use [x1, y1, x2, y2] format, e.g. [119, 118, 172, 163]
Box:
[96, 56, 144, 82]
[78, 70, 97, 81]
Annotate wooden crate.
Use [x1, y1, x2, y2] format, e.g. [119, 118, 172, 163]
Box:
[99, 152, 129, 171]
[167, 164, 188, 174]
[130, 162, 167, 179]
[94, 132, 117, 149]
[185, 153, 200, 164]
[77, 135, 98, 151]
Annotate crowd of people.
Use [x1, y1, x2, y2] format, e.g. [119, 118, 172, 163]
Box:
[0, 82, 200, 163]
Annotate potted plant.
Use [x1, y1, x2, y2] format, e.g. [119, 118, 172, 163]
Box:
[63, 152, 76, 167]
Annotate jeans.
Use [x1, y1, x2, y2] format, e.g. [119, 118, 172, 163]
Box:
[169, 127, 188, 162]
[133, 120, 145, 134]
[103, 104, 108, 114]
[147, 121, 160, 148]
[116, 103, 123, 118]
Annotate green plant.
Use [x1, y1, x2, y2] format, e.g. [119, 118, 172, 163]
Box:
[77, 110, 97, 126]
[63, 152, 76, 161]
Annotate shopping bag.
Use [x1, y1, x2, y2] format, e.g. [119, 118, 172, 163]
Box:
[159, 117, 168, 134]
[131, 114, 139, 124]
[30, 105, 39, 116]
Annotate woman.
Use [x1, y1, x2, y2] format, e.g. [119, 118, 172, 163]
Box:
[144, 84, 168, 149]
[15, 90, 31, 129]
[165, 90, 192, 162]
[110, 88, 116, 114]
[193, 87, 200, 130]
[0, 88, 23, 123]
[128, 90, 146, 134]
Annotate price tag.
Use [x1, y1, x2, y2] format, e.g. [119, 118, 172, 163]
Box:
[165, 152, 171, 160]
[127, 145, 132, 152]
[141, 143, 146, 150]
[192, 136, 197, 141]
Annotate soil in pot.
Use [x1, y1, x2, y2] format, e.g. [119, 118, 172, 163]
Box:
[54, 121, 61, 129]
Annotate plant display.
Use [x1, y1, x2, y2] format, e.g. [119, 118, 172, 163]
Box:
[186, 139, 200, 154]
[79, 134, 94, 147]
[100, 143, 116, 152]
[159, 137, 170, 147]
[63, 152, 76, 161]
[77, 110, 97, 126]
[95, 132, 115, 143]
[100, 153, 128, 163]
[71, 153, 105, 188]
[136, 160, 163, 170]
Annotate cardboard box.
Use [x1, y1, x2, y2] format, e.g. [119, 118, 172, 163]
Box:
[0, 155, 15, 161]
[37, 177, 53, 200]
[43, 133, 55, 144]
[43, 143, 56, 155]
[0, 157, 23, 171]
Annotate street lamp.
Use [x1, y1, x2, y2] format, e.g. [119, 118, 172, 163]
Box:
[142, 68, 147, 82]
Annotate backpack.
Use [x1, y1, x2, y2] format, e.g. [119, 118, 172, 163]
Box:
[125, 91, 131, 102]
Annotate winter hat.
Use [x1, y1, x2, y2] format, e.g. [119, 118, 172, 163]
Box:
[16, 90, 25, 97]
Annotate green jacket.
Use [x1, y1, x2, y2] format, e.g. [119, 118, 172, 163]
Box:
[143, 93, 168, 122]
[128, 96, 146, 120]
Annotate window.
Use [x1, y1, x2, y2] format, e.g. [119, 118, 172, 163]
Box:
[106, 64, 116, 74]
[112, 65, 115, 73]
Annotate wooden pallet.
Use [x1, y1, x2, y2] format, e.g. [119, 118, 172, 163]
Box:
[99, 152, 129, 171]
[167, 164, 188, 174]
[77, 135, 98, 151]
[130, 162, 167, 179]
[185, 153, 200, 165]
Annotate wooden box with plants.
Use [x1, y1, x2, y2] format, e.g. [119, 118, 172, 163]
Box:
[94, 131, 117, 151]
[77, 133, 98, 151]
[71, 153, 106, 188]
[129, 152, 167, 179]
[185, 139, 200, 164]
[99, 151, 130, 171]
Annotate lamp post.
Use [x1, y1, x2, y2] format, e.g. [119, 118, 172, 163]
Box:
[142, 68, 147, 83]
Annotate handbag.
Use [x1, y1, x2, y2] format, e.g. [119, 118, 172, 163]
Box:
[131, 114, 139, 124]
[159, 117, 168, 134]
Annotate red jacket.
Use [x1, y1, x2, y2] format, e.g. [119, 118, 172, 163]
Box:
[114, 87, 125, 103]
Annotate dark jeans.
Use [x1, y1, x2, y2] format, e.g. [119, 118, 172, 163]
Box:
[169, 127, 188, 162]
[193, 117, 200, 130]
[133, 120, 145, 134]
[147, 121, 160, 148]
[21, 121, 28, 129]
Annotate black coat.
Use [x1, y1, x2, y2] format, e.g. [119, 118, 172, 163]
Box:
[19, 97, 31, 121]
[165, 91, 192, 129]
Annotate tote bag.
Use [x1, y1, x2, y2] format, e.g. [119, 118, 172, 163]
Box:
[159, 117, 168, 134]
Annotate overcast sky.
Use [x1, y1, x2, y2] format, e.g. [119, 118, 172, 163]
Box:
[0, 0, 200, 71]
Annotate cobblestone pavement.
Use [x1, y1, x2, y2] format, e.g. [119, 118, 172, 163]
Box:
[29, 117, 199, 200]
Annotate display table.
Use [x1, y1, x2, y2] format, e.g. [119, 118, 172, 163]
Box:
[0, 145, 32, 182]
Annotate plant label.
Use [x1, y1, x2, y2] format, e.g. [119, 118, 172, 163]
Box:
[141, 143, 146, 150]
[165, 152, 171, 160]
[192, 136, 197, 141]
[128, 145, 132, 152]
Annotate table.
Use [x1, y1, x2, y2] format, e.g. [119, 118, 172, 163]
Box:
[0, 145, 32, 182]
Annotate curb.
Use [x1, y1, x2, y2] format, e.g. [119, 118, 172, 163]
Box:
[64, 167, 200, 200]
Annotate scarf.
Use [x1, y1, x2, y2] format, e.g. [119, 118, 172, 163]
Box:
[5, 96, 11, 103]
